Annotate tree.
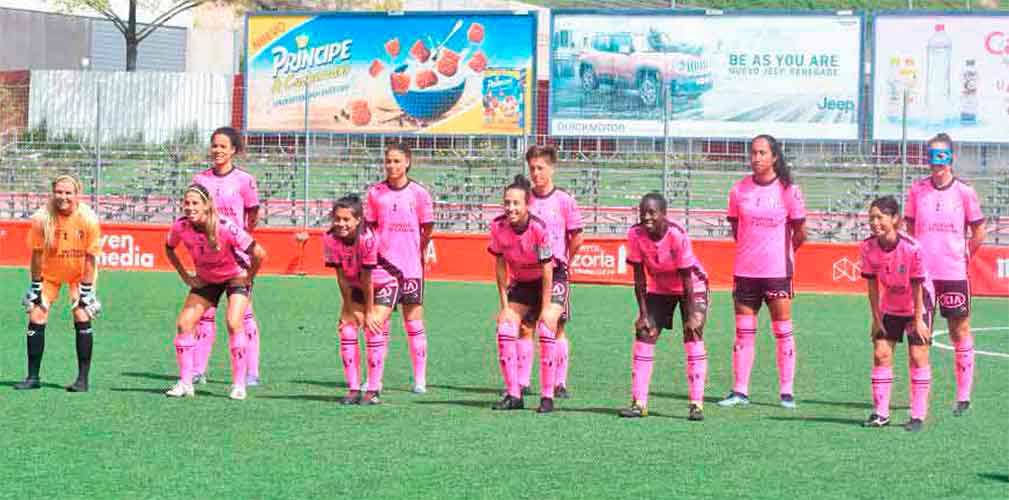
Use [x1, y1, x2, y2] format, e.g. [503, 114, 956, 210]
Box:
[53, 0, 403, 72]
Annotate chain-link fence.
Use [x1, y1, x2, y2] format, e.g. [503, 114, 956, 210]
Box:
[1, 73, 1007, 245]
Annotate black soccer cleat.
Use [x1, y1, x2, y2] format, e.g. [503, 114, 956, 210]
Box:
[360, 391, 382, 406]
[862, 413, 890, 428]
[14, 377, 41, 390]
[340, 390, 362, 405]
[952, 400, 971, 417]
[687, 404, 704, 421]
[902, 418, 924, 432]
[521, 385, 533, 396]
[65, 379, 89, 393]
[536, 397, 555, 414]
[619, 401, 647, 418]
[492, 395, 524, 411]
[554, 384, 571, 399]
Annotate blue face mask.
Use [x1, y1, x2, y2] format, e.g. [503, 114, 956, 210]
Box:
[928, 148, 953, 166]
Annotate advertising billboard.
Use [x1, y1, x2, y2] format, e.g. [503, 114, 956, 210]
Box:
[245, 12, 535, 135]
[872, 12, 1009, 142]
[549, 11, 864, 139]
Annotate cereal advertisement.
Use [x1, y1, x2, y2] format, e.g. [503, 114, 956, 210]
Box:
[245, 12, 536, 135]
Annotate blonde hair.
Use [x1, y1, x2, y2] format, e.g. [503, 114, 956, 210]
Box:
[184, 184, 221, 251]
[32, 174, 98, 251]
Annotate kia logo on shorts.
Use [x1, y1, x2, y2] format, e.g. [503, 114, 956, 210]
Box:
[402, 280, 419, 294]
[552, 282, 567, 295]
[376, 287, 394, 298]
[939, 292, 967, 309]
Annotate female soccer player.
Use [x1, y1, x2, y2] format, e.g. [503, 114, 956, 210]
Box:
[488, 175, 562, 413]
[164, 184, 266, 401]
[191, 127, 263, 387]
[620, 193, 708, 421]
[719, 134, 807, 409]
[18, 174, 102, 392]
[904, 133, 985, 416]
[525, 145, 582, 399]
[323, 195, 399, 406]
[365, 143, 434, 394]
[860, 196, 935, 431]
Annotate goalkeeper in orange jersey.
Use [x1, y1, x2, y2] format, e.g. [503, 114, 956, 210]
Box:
[18, 174, 102, 392]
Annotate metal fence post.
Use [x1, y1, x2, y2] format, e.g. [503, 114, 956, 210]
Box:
[303, 81, 310, 228]
[899, 88, 908, 202]
[661, 84, 670, 197]
[95, 78, 102, 209]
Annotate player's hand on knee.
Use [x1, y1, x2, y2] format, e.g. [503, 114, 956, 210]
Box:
[75, 282, 102, 319]
[634, 315, 654, 336]
[22, 280, 49, 313]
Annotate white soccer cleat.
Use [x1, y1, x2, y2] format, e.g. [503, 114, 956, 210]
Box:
[411, 384, 427, 395]
[165, 382, 195, 398]
[192, 373, 207, 385]
[229, 385, 247, 401]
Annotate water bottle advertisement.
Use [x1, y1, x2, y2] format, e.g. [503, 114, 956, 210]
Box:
[872, 13, 1009, 142]
[244, 12, 535, 135]
[549, 11, 863, 140]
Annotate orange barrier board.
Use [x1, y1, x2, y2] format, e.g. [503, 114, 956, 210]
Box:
[1, 220, 1005, 297]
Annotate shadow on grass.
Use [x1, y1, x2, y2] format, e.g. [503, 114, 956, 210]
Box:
[651, 392, 725, 405]
[977, 473, 1009, 483]
[798, 399, 911, 411]
[766, 415, 865, 427]
[290, 379, 347, 389]
[412, 399, 495, 409]
[427, 384, 504, 395]
[108, 387, 228, 398]
[259, 394, 342, 404]
[120, 372, 179, 382]
[1, 380, 64, 390]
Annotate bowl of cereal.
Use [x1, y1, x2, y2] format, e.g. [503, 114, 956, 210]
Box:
[390, 64, 466, 121]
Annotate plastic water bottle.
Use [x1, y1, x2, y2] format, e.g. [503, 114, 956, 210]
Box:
[925, 24, 953, 127]
[960, 59, 978, 125]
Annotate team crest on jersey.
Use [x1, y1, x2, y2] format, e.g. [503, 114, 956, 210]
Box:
[939, 292, 967, 309]
[898, 264, 906, 274]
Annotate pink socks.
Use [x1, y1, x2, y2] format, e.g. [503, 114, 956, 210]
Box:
[910, 366, 931, 420]
[244, 304, 260, 379]
[339, 321, 361, 392]
[685, 340, 707, 404]
[174, 333, 196, 385]
[194, 308, 216, 376]
[732, 314, 757, 395]
[365, 320, 390, 393]
[870, 366, 894, 418]
[228, 329, 247, 388]
[496, 321, 520, 398]
[772, 320, 796, 396]
[555, 337, 570, 388]
[537, 321, 557, 399]
[630, 341, 655, 405]
[405, 319, 427, 388]
[953, 336, 975, 402]
[517, 336, 534, 388]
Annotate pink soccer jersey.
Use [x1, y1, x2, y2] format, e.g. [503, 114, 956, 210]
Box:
[860, 233, 935, 316]
[529, 188, 583, 267]
[322, 226, 396, 288]
[193, 168, 260, 229]
[727, 176, 806, 278]
[626, 220, 708, 295]
[905, 176, 984, 281]
[488, 215, 553, 282]
[365, 180, 434, 280]
[166, 217, 254, 284]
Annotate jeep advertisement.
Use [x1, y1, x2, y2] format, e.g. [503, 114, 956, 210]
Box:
[549, 12, 863, 139]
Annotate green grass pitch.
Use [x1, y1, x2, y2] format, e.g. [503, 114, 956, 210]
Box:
[1, 268, 1006, 499]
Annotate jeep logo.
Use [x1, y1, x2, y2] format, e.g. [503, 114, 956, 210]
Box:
[939, 292, 967, 309]
[818, 97, 855, 112]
